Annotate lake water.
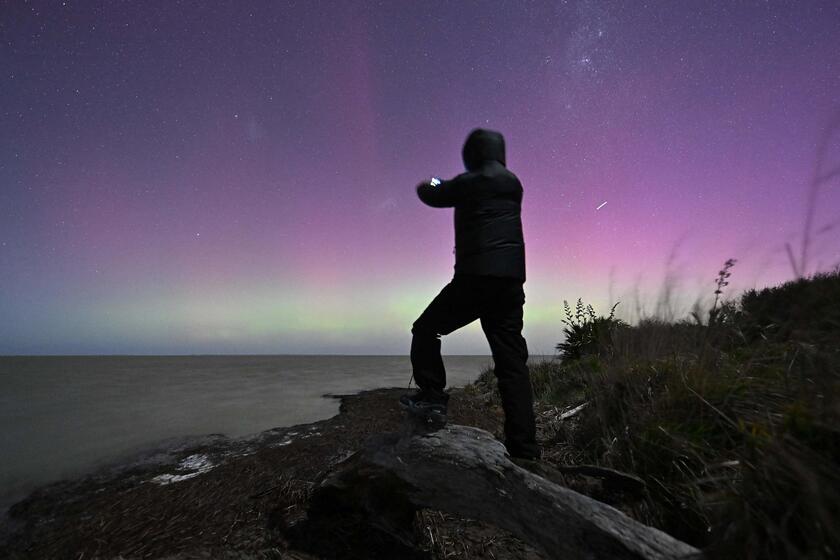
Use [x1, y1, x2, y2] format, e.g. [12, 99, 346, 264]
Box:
[0, 354, 502, 516]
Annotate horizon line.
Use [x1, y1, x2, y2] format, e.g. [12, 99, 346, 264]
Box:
[0, 353, 558, 358]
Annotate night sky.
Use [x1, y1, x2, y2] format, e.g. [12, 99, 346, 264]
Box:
[2, 1, 839, 355]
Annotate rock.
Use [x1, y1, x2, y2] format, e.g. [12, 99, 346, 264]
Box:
[295, 422, 703, 560]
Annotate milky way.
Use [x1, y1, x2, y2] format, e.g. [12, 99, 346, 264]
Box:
[2, 1, 839, 355]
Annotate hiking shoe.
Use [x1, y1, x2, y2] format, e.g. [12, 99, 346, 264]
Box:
[506, 443, 541, 462]
[399, 388, 449, 415]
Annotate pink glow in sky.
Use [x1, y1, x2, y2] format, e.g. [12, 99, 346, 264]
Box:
[2, 1, 839, 355]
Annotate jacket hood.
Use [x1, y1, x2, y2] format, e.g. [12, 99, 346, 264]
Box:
[462, 128, 506, 171]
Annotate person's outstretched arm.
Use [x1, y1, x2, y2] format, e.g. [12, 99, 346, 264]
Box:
[416, 174, 469, 208]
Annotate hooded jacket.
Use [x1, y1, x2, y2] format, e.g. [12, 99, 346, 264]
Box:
[416, 128, 526, 281]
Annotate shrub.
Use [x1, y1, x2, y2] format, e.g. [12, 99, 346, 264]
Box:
[555, 299, 627, 362]
[736, 268, 840, 347]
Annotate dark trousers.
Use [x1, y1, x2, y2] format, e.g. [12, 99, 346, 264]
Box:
[410, 273, 539, 458]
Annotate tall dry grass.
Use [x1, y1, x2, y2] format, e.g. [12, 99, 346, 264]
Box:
[474, 264, 840, 558]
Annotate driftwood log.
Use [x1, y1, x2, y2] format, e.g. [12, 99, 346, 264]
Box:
[296, 421, 702, 560]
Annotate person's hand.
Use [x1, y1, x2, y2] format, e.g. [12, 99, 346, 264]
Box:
[416, 177, 441, 189]
[416, 176, 459, 207]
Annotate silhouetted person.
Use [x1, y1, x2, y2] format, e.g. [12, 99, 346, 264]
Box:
[400, 128, 539, 460]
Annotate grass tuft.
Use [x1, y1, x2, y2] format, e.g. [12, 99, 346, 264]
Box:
[473, 264, 840, 558]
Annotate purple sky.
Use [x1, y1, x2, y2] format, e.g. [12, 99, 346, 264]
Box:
[2, 1, 839, 355]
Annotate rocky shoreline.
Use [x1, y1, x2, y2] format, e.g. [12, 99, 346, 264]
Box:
[0, 387, 550, 559]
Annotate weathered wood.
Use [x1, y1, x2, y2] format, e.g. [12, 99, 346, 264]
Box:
[304, 422, 703, 560]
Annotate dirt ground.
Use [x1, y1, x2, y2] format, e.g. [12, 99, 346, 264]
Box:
[0, 387, 557, 560]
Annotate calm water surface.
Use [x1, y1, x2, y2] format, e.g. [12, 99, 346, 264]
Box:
[0, 354, 501, 515]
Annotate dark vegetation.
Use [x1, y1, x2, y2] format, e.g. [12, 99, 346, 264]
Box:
[474, 264, 840, 559]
